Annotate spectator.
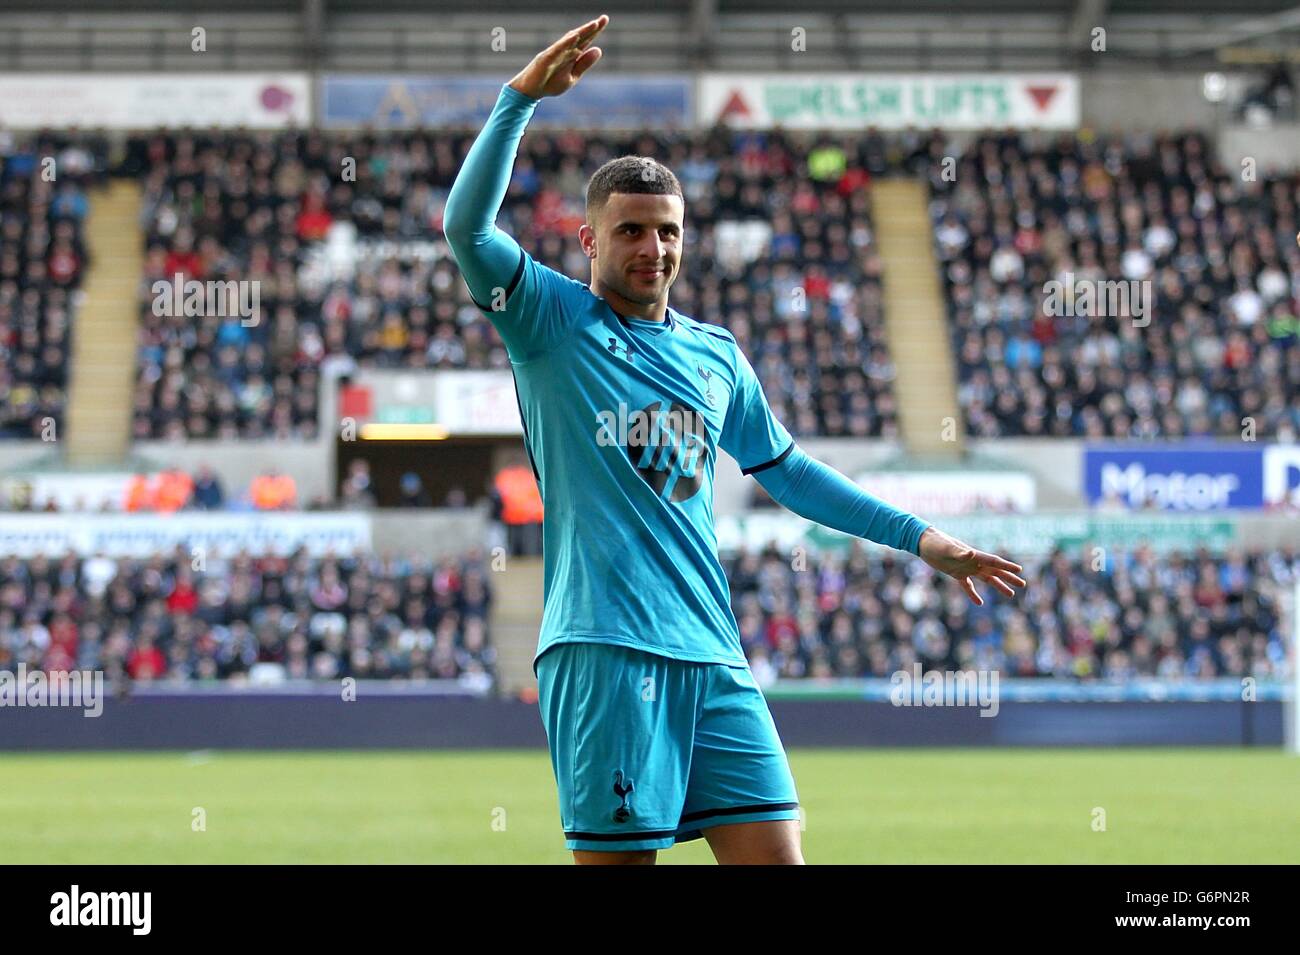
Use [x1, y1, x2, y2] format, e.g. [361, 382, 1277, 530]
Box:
[0, 133, 98, 441]
[339, 459, 377, 510]
[192, 465, 225, 510]
[490, 456, 543, 557]
[153, 468, 194, 513]
[722, 541, 1296, 681]
[398, 472, 433, 508]
[250, 469, 298, 511]
[124, 472, 154, 512]
[929, 130, 1300, 439]
[1, 548, 497, 686]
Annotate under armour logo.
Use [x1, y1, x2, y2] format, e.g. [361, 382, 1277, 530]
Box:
[612, 770, 635, 823]
[608, 338, 635, 362]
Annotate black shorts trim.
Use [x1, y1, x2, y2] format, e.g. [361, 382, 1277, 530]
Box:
[740, 441, 796, 476]
[565, 828, 679, 841]
[469, 247, 527, 313]
[678, 801, 800, 825]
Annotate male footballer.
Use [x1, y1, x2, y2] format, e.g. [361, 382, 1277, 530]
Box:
[443, 14, 1026, 864]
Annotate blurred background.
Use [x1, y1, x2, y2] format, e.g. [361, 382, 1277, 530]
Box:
[0, 0, 1296, 863]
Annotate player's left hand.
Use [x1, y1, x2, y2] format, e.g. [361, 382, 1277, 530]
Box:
[917, 526, 1025, 606]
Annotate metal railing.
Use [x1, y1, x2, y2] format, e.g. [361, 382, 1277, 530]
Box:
[0, 11, 1283, 73]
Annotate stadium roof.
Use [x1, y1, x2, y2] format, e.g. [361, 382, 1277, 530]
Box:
[0, 0, 1295, 13]
[2, 1, 1299, 72]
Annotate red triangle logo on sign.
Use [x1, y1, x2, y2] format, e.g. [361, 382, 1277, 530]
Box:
[718, 90, 751, 122]
[1026, 85, 1058, 112]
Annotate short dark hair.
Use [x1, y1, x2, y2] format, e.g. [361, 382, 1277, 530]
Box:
[586, 156, 683, 224]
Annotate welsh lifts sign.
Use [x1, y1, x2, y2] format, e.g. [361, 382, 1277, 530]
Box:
[699, 73, 1079, 129]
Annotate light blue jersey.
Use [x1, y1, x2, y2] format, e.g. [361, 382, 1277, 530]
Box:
[443, 84, 930, 672]
[492, 249, 791, 666]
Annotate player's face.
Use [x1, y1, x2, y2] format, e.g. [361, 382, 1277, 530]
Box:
[589, 193, 684, 307]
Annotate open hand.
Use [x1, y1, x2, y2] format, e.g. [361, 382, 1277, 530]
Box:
[917, 526, 1026, 606]
[509, 15, 609, 100]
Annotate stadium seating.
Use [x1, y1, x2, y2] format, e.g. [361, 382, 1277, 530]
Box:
[927, 131, 1300, 439]
[125, 126, 1300, 443]
[0, 548, 495, 686]
[127, 127, 898, 439]
[6, 128, 1294, 687]
[0, 132, 103, 439]
[726, 542, 1296, 682]
[8, 537, 1286, 685]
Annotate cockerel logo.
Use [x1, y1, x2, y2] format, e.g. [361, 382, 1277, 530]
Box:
[612, 770, 635, 823]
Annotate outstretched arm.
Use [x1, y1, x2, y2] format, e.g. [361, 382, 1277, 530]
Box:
[753, 448, 1025, 606]
[721, 344, 1024, 606]
[752, 445, 929, 555]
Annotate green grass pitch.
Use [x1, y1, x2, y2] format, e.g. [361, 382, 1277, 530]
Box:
[2, 748, 1296, 864]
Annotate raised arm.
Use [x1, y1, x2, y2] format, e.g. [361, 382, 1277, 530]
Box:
[442, 15, 608, 355]
[441, 84, 537, 306]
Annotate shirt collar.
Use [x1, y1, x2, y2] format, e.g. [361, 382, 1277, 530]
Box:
[610, 303, 675, 333]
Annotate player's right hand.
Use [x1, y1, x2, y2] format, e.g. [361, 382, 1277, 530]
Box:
[508, 14, 608, 100]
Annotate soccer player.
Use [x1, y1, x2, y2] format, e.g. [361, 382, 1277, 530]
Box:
[443, 14, 1026, 865]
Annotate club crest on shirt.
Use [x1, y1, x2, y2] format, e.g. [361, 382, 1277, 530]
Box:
[697, 363, 718, 408]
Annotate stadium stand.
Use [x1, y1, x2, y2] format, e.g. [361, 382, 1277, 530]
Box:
[3, 111, 1294, 691]
[0, 132, 105, 439]
[2, 536, 1289, 686]
[927, 130, 1300, 440]
[728, 542, 1298, 683]
[0, 548, 495, 686]
[127, 126, 899, 440]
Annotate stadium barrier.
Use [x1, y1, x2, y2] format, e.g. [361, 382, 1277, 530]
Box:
[0, 682, 1286, 750]
[9, 434, 1293, 518]
[0, 506, 1295, 560]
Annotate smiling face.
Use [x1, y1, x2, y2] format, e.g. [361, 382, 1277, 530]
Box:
[581, 191, 684, 310]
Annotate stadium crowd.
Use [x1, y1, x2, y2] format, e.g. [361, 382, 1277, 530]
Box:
[0, 548, 495, 687]
[0, 132, 105, 439]
[927, 130, 1300, 439]
[4, 538, 1289, 688]
[128, 126, 898, 439]
[9, 127, 1300, 445]
[727, 541, 1296, 683]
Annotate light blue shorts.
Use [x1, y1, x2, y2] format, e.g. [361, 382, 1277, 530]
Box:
[535, 640, 800, 852]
